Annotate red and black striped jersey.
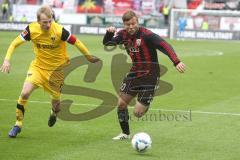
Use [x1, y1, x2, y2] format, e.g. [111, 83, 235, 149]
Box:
[103, 27, 181, 77]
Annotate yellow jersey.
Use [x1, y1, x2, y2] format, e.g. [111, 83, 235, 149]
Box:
[20, 21, 71, 70]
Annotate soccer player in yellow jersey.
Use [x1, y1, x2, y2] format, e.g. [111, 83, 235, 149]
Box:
[0, 5, 100, 138]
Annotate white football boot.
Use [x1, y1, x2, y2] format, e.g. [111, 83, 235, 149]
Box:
[112, 133, 130, 140]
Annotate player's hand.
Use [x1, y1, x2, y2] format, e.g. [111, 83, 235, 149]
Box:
[0, 59, 11, 74]
[106, 26, 116, 33]
[176, 62, 186, 73]
[85, 55, 101, 63]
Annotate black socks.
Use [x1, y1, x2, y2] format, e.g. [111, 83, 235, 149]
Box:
[117, 108, 130, 135]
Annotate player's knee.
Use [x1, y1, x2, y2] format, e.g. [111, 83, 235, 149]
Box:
[117, 98, 128, 110]
[134, 106, 148, 118]
[134, 110, 145, 118]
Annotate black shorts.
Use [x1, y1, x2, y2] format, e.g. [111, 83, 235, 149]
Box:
[120, 73, 159, 106]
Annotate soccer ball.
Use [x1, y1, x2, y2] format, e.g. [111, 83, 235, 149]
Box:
[131, 132, 152, 153]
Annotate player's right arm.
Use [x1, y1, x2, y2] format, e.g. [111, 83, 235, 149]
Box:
[103, 26, 122, 45]
[61, 27, 100, 63]
[0, 26, 30, 73]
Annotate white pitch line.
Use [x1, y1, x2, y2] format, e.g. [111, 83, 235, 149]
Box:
[177, 49, 224, 57]
[147, 108, 240, 116]
[0, 98, 240, 117]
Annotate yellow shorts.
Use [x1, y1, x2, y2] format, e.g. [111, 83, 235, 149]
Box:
[25, 64, 64, 100]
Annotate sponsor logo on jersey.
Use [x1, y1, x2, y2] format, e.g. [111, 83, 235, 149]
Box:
[36, 43, 59, 49]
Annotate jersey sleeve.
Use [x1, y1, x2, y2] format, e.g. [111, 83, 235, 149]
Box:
[147, 32, 180, 66]
[20, 26, 31, 41]
[61, 27, 71, 41]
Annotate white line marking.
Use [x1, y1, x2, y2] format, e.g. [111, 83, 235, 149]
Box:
[177, 49, 224, 57]
[0, 98, 240, 117]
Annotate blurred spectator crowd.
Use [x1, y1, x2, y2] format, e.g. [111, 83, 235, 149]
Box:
[1, 0, 240, 22]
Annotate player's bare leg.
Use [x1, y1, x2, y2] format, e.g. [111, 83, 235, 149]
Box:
[113, 93, 133, 140]
[48, 99, 61, 127]
[134, 101, 149, 118]
[9, 82, 38, 138]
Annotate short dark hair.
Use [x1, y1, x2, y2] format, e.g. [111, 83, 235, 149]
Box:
[122, 10, 138, 22]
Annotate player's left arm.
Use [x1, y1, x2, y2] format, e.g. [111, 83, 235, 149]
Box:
[61, 28, 100, 63]
[147, 33, 186, 73]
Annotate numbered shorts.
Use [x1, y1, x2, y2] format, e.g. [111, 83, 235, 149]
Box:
[25, 64, 64, 100]
[120, 74, 159, 106]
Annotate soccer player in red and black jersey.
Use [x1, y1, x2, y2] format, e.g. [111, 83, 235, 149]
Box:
[103, 10, 186, 140]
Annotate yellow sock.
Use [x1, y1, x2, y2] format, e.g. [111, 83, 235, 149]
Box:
[15, 98, 28, 128]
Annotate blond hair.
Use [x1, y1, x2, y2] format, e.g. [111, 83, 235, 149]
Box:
[122, 10, 138, 22]
[37, 5, 52, 21]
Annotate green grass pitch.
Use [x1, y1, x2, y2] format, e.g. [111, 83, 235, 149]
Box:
[0, 31, 240, 160]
